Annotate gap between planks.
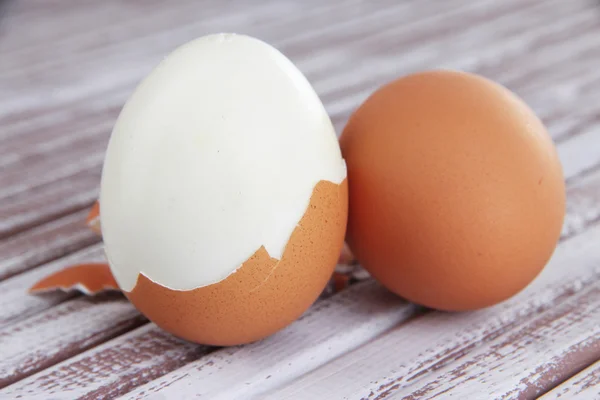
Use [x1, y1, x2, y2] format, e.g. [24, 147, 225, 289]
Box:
[1, 79, 599, 397]
[0, 0, 511, 235]
[0, 0, 597, 396]
[382, 286, 600, 399]
[0, 208, 100, 280]
[260, 233, 600, 399]
[1, 136, 599, 326]
[2, 108, 598, 283]
[1, 0, 595, 222]
[0, 167, 100, 239]
[540, 361, 600, 399]
[115, 174, 600, 400]
[1, 165, 600, 399]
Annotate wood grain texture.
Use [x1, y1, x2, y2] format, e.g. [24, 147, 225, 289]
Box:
[3, 0, 600, 238]
[0, 165, 597, 399]
[113, 170, 600, 400]
[0, 244, 104, 327]
[0, 168, 100, 238]
[541, 361, 600, 399]
[0, 295, 146, 389]
[0, 209, 99, 280]
[383, 285, 600, 399]
[2, 0, 600, 398]
[259, 222, 600, 399]
[1, 281, 412, 399]
[1, 325, 210, 400]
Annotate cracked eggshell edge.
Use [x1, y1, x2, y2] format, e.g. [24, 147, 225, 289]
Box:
[123, 179, 348, 346]
[99, 33, 346, 292]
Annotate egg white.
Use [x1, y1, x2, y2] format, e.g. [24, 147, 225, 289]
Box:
[100, 34, 346, 291]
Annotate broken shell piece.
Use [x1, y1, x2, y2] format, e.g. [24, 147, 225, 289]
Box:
[29, 263, 119, 295]
[331, 272, 350, 293]
[86, 201, 101, 235]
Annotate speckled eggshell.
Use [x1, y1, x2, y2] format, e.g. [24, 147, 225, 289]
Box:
[340, 70, 566, 311]
[125, 180, 347, 346]
[99, 34, 348, 345]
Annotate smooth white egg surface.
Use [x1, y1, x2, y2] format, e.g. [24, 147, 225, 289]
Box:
[100, 33, 346, 291]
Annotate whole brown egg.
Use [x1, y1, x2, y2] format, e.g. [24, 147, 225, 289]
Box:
[340, 70, 566, 311]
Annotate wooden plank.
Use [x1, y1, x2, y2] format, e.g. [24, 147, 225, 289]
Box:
[323, 0, 599, 128]
[0, 0, 416, 129]
[0, 294, 146, 389]
[1, 114, 596, 289]
[1, 1, 599, 398]
[2, 0, 598, 237]
[0, 324, 210, 400]
[0, 282, 411, 399]
[0, 0, 463, 150]
[258, 226, 600, 399]
[0, 0, 600, 278]
[0, 146, 105, 201]
[540, 361, 600, 399]
[563, 172, 600, 240]
[42, 169, 592, 400]
[0, 209, 99, 280]
[561, 130, 600, 184]
[0, 0, 571, 162]
[5, 169, 597, 399]
[0, 244, 104, 327]
[0, 0, 460, 232]
[381, 289, 600, 399]
[0, 168, 99, 238]
[1, 0, 578, 146]
[0, 111, 113, 170]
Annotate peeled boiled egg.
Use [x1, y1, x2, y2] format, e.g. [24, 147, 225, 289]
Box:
[340, 70, 565, 311]
[100, 34, 348, 345]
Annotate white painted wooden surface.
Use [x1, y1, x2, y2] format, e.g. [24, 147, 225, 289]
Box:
[1, 0, 599, 398]
[541, 361, 600, 400]
[0, 244, 104, 327]
[120, 218, 600, 400]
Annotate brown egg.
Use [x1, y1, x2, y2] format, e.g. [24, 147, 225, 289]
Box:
[340, 70, 566, 311]
[124, 180, 347, 346]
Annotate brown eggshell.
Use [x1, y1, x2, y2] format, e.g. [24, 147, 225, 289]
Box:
[29, 263, 119, 295]
[340, 70, 566, 311]
[124, 179, 348, 346]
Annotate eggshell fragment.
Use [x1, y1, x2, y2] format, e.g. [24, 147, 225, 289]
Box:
[125, 179, 347, 346]
[29, 263, 119, 295]
[341, 70, 566, 311]
[86, 201, 101, 235]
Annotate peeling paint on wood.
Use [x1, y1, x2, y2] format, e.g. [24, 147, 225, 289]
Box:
[0, 325, 210, 400]
[0, 209, 99, 280]
[3, 0, 600, 237]
[118, 171, 600, 400]
[0, 295, 145, 388]
[2, 0, 600, 398]
[383, 284, 600, 399]
[1, 282, 413, 399]
[0, 244, 105, 327]
[0, 168, 100, 238]
[260, 222, 600, 400]
[540, 361, 600, 399]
